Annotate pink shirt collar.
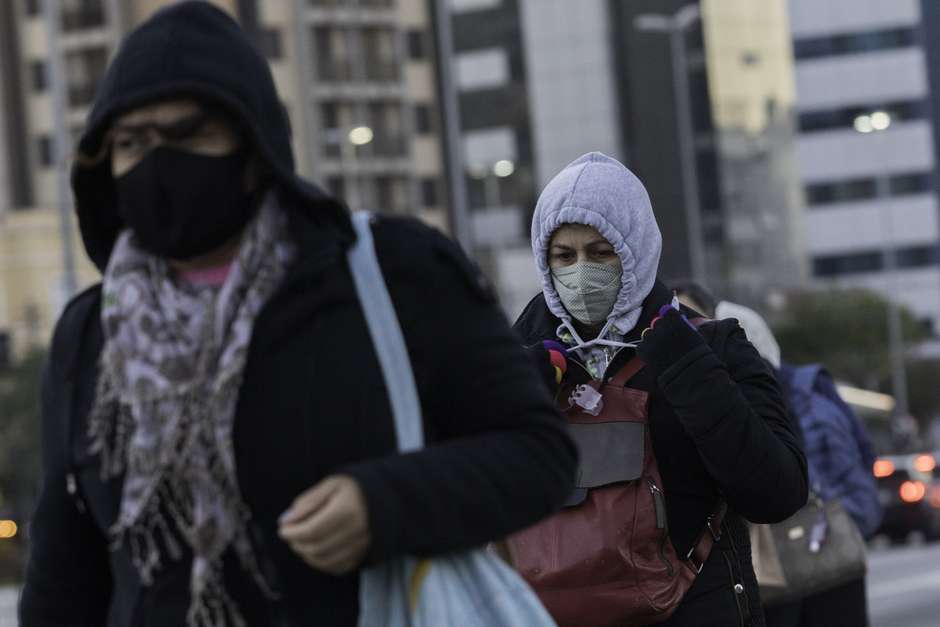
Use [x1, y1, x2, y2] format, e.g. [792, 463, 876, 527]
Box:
[178, 260, 234, 288]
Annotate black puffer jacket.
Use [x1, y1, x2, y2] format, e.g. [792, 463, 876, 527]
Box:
[515, 282, 809, 627]
[20, 3, 577, 625]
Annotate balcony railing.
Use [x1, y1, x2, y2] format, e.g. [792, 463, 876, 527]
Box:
[316, 61, 400, 83]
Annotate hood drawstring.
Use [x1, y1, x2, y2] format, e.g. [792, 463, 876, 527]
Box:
[555, 318, 639, 380]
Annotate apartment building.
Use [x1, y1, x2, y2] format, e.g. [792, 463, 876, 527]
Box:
[0, 0, 450, 357]
[790, 0, 940, 331]
[0, 1, 243, 211]
[247, 0, 450, 230]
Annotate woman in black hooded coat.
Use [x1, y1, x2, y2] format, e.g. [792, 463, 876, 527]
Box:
[19, 3, 576, 626]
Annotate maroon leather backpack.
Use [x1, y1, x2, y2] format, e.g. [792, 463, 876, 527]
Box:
[506, 355, 726, 627]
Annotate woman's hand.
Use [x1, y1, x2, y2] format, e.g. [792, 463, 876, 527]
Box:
[279, 475, 371, 575]
[636, 306, 706, 374]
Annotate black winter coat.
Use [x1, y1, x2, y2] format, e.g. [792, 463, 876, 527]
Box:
[514, 282, 809, 627]
[20, 212, 578, 626]
[21, 5, 577, 623]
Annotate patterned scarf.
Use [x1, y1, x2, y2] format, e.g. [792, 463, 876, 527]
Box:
[88, 196, 295, 626]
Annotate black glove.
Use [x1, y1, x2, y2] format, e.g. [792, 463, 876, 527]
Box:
[636, 307, 707, 374]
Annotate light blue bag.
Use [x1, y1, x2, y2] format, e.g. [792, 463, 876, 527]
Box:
[347, 211, 558, 627]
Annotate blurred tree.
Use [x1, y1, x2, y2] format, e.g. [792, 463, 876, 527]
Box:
[0, 349, 46, 521]
[772, 289, 929, 390]
[902, 358, 940, 428]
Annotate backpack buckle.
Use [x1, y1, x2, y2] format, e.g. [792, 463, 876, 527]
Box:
[685, 546, 706, 574]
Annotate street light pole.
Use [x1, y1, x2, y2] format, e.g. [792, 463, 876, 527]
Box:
[875, 176, 911, 417]
[432, 0, 474, 253]
[44, 0, 78, 300]
[635, 5, 706, 284]
[857, 112, 910, 416]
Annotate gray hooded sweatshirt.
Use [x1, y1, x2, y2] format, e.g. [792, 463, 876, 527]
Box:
[531, 152, 662, 348]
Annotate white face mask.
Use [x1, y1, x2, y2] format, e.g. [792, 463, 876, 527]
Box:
[551, 261, 622, 327]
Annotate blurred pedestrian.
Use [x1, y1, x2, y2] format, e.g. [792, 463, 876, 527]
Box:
[508, 153, 808, 627]
[672, 280, 719, 319]
[716, 301, 880, 627]
[18, 3, 577, 626]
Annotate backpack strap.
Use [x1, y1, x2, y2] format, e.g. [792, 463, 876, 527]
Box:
[609, 357, 646, 387]
[346, 211, 425, 454]
[684, 502, 728, 574]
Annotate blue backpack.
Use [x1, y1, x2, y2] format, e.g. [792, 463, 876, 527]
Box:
[778, 364, 883, 538]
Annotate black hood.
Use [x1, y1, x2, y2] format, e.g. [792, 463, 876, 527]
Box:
[72, 0, 350, 272]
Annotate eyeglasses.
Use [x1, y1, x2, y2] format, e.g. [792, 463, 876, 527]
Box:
[107, 111, 222, 159]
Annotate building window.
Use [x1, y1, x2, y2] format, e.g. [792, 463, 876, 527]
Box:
[30, 61, 47, 91]
[37, 135, 55, 167]
[259, 27, 283, 60]
[800, 100, 927, 134]
[455, 47, 509, 91]
[805, 178, 876, 205]
[314, 26, 352, 81]
[813, 245, 940, 277]
[414, 104, 433, 134]
[889, 173, 932, 195]
[0, 331, 9, 370]
[813, 251, 882, 277]
[375, 176, 394, 212]
[895, 246, 939, 269]
[61, 0, 106, 32]
[421, 178, 439, 207]
[367, 101, 406, 157]
[320, 102, 340, 129]
[451, 0, 501, 12]
[407, 30, 427, 60]
[326, 176, 345, 200]
[794, 27, 916, 60]
[65, 46, 109, 107]
[362, 27, 400, 82]
[806, 171, 933, 207]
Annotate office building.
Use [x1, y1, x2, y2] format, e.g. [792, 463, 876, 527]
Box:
[791, 0, 940, 331]
[447, 0, 807, 316]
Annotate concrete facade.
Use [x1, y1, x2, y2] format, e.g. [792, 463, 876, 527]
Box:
[0, 207, 99, 360]
[253, 0, 450, 231]
[0, 0, 452, 358]
[790, 0, 940, 332]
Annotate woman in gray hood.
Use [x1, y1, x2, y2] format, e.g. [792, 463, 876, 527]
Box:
[511, 153, 808, 627]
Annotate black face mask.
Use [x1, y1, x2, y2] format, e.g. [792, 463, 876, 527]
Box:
[115, 147, 259, 260]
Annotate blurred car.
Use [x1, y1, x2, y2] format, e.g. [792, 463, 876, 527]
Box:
[873, 452, 940, 543]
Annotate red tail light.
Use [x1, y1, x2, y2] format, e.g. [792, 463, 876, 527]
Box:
[900, 480, 927, 503]
[914, 454, 936, 474]
[874, 459, 895, 478]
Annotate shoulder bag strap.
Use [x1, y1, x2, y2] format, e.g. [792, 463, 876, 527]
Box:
[346, 211, 425, 453]
[684, 502, 728, 574]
